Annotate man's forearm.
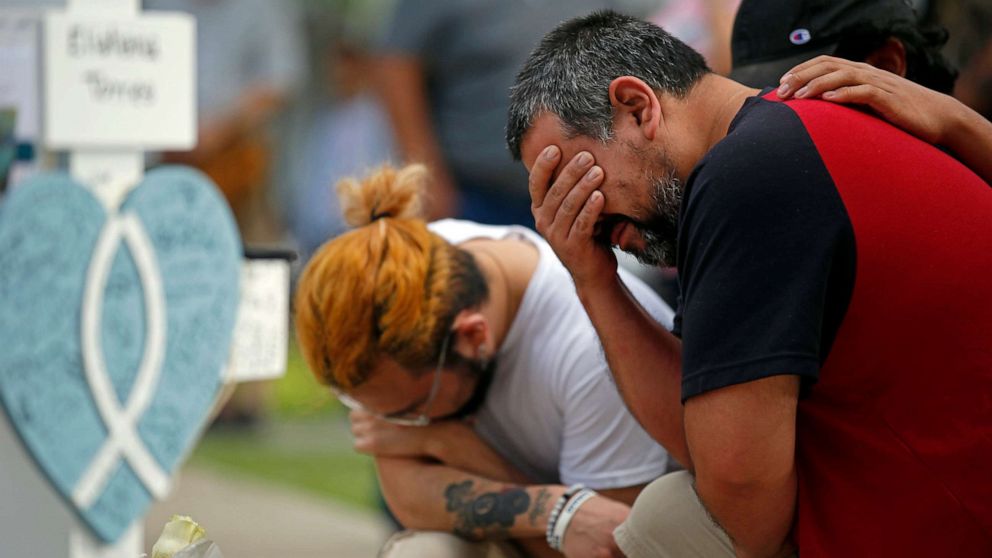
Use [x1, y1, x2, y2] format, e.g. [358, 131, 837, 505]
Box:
[575, 275, 690, 468]
[376, 456, 563, 540]
[426, 421, 532, 484]
[685, 376, 800, 558]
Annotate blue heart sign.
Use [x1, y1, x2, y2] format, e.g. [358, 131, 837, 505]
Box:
[0, 167, 241, 543]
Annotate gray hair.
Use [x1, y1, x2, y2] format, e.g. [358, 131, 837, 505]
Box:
[506, 11, 710, 159]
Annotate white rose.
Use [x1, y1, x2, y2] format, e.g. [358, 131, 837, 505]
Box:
[151, 515, 206, 558]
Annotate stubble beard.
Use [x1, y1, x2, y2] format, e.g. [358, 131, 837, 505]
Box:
[629, 160, 682, 268]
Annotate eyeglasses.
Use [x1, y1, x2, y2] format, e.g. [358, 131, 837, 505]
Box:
[332, 333, 450, 427]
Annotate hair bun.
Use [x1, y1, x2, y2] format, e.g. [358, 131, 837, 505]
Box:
[337, 164, 428, 227]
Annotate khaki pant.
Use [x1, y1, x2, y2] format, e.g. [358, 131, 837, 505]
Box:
[614, 471, 736, 558]
[381, 472, 793, 558]
[378, 531, 525, 558]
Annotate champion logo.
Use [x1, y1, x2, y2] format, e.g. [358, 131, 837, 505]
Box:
[790, 28, 812, 45]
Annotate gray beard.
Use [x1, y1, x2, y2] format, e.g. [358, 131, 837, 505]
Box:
[629, 170, 682, 268]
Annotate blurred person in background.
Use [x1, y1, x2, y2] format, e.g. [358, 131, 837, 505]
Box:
[145, 0, 305, 427]
[285, 36, 396, 261]
[929, 0, 992, 119]
[729, 0, 956, 93]
[727, 0, 992, 184]
[279, 0, 399, 263]
[295, 164, 677, 558]
[146, 0, 305, 244]
[372, 0, 659, 226]
[648, 0, 740, 76]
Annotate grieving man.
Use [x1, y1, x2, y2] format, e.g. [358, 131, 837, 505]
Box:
[507, 11, 992, 558]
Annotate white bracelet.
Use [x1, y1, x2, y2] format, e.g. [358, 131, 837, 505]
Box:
[546, 484, 585, 550]
[549, 488, 598, 551]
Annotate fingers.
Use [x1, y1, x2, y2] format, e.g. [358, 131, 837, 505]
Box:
[791, 68, 870, 99]
[350, 412, 373, 454]
[350, 411, 397, 455]
[352, 436, 373, 454]
[568, 190, 605, 242]
[349, 409, 372, 424]
[350, 409, 382, 444]
[532, 151, 603, 234]
[782, 68, 890, 109]
[777, 56, 873, 98]
[782, 54, 848, 81]
[526, 148, 617, 288]
[554, 164, 604, 238]
[349, 410, 368, 437]
[528, 145, 561, 210]
[819, 84, 885, 106]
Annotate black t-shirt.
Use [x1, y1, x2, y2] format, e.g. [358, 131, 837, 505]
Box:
[673, 93, 856, 401]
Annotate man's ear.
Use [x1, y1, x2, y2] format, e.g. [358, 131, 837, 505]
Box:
[609, 76, 662, 141]
[865, 37, 907, 77]
[450, 310, 489, 358]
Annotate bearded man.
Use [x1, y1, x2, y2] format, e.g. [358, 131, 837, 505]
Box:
[507, 11, 992, 558]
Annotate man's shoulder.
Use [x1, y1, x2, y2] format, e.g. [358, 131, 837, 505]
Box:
[716, 93, 935, 168]
[678, 96, 852, 267]
[703, 95, 818, 171]
[686, 97, 839, 219]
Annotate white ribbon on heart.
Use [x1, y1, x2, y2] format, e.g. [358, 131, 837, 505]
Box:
[72, 211, 171, 508]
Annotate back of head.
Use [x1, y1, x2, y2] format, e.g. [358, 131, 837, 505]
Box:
[730, 0, 956, 92]
[506, 10, 710, 160]
[294, 164, 488, 389]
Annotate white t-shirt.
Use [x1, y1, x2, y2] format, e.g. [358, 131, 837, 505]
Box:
[429, 219, 674, 489]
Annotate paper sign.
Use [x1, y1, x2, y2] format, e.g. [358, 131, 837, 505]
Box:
[43, 11, 195, 149]
[67, 0, 138, 15]
[226, 259, 291, 382]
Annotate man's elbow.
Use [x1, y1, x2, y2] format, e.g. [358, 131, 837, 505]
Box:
[699, 451, 794, 494]
[374, 457, 430, 529]
[696, 457, 797, 558]
[380, 489, 419, 529]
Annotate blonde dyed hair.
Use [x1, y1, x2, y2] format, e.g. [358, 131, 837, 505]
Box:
[295, 164, 488, 389]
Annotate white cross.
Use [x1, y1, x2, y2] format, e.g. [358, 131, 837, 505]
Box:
[0, 1, 290, 555]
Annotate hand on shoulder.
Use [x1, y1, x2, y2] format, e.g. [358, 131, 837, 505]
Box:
[776, 55, 956, 145]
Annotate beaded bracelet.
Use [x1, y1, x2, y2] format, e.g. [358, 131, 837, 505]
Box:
[546, 483, 585, 550]
[549, 488, 598, 551]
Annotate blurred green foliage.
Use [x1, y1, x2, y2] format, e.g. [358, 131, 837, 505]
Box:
[190, 339, 378, 511]
[190, 425, 377, 511]
[272, 336, 339, 418]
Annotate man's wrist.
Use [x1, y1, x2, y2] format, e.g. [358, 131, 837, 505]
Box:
[423, 422, 455, 461]
[547, 486, 599, 551]
[575, 270, 624, 308]
[526, 485, 567, 535]
[941, 93, 976, 147]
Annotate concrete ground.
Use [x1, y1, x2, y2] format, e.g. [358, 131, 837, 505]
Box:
[144, 465, 392, 558]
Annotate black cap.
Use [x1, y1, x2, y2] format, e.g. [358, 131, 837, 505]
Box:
[730, 0, 919, 88]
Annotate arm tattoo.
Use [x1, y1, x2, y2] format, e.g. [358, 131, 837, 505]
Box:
[444, 480, 531, 540]
[528, 488, 551, 527]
